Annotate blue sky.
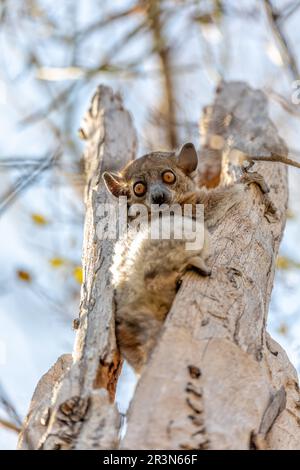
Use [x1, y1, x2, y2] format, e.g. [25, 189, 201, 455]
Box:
[1, 0, 300, 449]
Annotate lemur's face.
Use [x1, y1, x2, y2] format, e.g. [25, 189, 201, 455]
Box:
[103, 143, 198, 211]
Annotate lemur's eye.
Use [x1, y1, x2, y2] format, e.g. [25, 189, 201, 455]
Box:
[162, 170, 176, 184]
[133, 182, 147, 197]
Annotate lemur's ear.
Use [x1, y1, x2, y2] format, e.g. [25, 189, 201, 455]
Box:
[176, 142, 198, 174]
[102, 172, 127, 198]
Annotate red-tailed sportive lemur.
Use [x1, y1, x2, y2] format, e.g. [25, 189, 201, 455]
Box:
[102, 142, 283, 372]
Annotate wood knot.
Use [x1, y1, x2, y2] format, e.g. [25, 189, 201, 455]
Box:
[186, 382, 203, 398]
[188, 365, 201, 379]
[226, 267, 242, 288]
[78, 128, 87, 140]
[58, 396, 89, 424]
[40, 407, 51, 426]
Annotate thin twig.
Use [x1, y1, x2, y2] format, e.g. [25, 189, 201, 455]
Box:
[263, 0, 299, 80]
[73, 4, 143, 40]
[278, 0, 300, 23]
[265, 87, 300, 119]
[0, 418, 21, 434]
[0, 382, 22, 429]
[249, 153, 300, 169]
[20, 83, 78, 126]
[0, 150, 60, 217]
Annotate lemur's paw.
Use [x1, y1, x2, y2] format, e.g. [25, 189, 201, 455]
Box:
[186, 256, 212, 277]
[240, 170, 270, 194]
[262, 194, 279, 223]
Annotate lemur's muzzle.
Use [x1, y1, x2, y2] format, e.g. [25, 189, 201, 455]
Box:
[150, 185, 171, 205]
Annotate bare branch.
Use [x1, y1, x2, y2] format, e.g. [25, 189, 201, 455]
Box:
[18, 85, 137, 450]
[265, 87, 300, 119]
[0, 382, 22, 431]
[263, 0, 299, 79]
[147, 0, 178, 148]
[122, 82, 300, 450]
[0, 151, 60, 217]
[278, 0, 300, 23]
[0, 418, 21, 434]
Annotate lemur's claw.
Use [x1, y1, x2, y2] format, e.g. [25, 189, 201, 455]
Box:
[186, 256, 212, 277]
[240, 171, 270, 194]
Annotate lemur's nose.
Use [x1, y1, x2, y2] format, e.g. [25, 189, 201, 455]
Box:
[151, 191, 166, 205]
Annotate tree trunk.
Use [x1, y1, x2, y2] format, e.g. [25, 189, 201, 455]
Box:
[18, 85, 137, 450]
[18, 82, 300, 450]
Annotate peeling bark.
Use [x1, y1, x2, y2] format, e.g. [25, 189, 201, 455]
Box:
[17, 354, 72, 449]
[121, 82, 300, 450]
[18, 85, 137, 450]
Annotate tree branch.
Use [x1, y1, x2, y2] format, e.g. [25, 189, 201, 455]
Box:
[121, 81, 300, 450]
[263, 0, 299, 80]
[18, 85, 137, 450]
[18, 81, 300, 451]
[147, 0, 178, 148]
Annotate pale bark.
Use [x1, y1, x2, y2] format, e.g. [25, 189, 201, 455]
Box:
[18, 85, 137, 450]
[122, 82, 300, 450]
[18, 81, 300, 450]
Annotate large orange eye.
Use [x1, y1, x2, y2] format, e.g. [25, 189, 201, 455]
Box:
[162, 170, 176, 184]
[133, 182, 146, 197]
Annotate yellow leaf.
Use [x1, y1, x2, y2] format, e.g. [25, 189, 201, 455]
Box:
[73, 266, 83, 284]
[286, 208, 295, 219]
[276, 256, 300, 270]
[17, 270, 32, 282]
[276, 256, 290, 270]
[31, 213, 48, 225]
[278, 323, 288, 336]
[49, 257, 64, 268]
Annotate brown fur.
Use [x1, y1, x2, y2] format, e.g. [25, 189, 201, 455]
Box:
[103, 143, 271, 372]
[111, 213, 210, 371]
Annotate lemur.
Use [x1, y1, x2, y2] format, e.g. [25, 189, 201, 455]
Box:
[103, 143, 288, 371]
